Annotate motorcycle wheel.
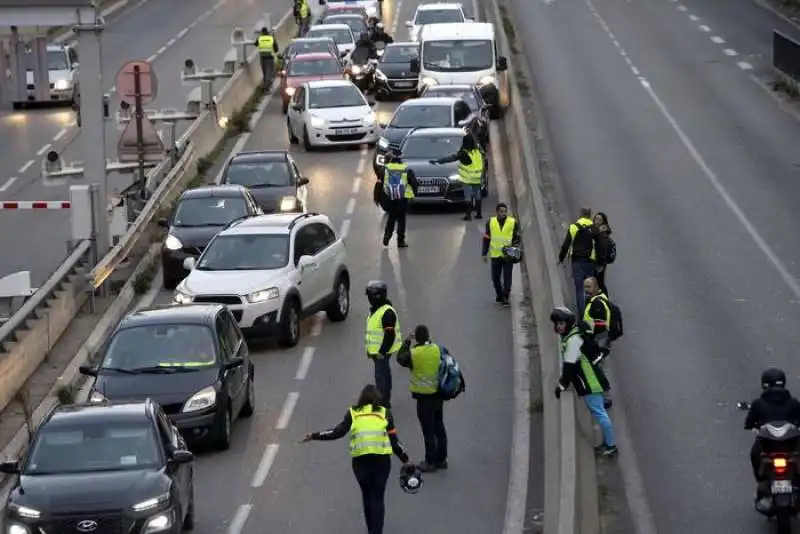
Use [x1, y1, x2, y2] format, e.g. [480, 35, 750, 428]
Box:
[776, 508, 791, 534]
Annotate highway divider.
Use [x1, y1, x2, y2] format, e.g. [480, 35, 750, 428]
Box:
[773, 30, 800, 88]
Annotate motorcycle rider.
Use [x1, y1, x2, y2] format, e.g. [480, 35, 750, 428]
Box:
[744, 368, 800, 499]
[352, 31, 378, 63]
[371, 22, 394, 45]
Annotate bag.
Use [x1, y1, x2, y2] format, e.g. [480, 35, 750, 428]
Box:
[385, 169, 406, 201]
[605, 236, 617, 264]
[607, 299, 624, 341]
[437, 347, 465, 400]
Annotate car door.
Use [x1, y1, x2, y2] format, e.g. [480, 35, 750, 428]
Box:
[292, 224, 327, 306]
[244, 190, 263, 215]
[156, 409, 190, 512]
[289, 86, 306, 132]
[288, 156, 308, 209]
[222, 309, 248, 414]
[214, 314, 239, 416]
[308, 222, 340, 300]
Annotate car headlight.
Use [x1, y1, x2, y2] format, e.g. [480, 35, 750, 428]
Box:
[479, 75, 496, 86]
[421, 77, 438, 87]
[164, 235, 182, 250]
[449, 174, 462, 182]
[351, 65, 362, 75]
[174, 290, 193, 304]
[377, 137, 389, 149]
[309, 115, 326, 128]
[89, 390, 106, 403]
[143, 513, 172, 534]
[9, 504, 41, 520]
[279, 196, 298, 212]
[182, 386, 216, 413]
[363, 113, 376, 126]
[375, 69, 387, 80]
[8, 524, 30, 534]
[285, 86, 296, 96]
[247, 287, 280, 303]
[132, 493, 170, 512]
[54, 79, 70, 91]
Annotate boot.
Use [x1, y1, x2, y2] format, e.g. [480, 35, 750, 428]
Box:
[474, 199, 483, 219]
[383, 233, 391, 246]
[398, 238, 408, 248]
[462, 203, 472, 221]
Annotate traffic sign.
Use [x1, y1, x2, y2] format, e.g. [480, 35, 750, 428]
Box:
[115, 60, 158, 105]
[116, 114, 165, 163]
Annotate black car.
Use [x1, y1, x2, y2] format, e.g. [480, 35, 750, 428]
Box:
[159, 185, 262, 289]
[0, 400, 195, 534]
[373, 97, 475, 178]
[79, 304, 255, 450]
[399, 127, 488, 203]
[420, 83, 490, 146]
[373, 42, 419, 100]
[220, 150, 310, 213]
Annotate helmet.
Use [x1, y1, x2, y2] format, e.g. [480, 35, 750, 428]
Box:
[385, 146, 402, 161]
[549, 306, 576, 332]
[399, 464, 423, 494]
[261, 27, 268, 33]
[502, 245, 522, 263]
[761, 368, 787, 389]
[365, 280, 388, 302]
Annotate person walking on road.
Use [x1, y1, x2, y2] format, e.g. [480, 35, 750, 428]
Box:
[581, 277, 613, 409]
[551, 306, 617, 456]
[365, 281, 401, 408]
[255, 27, 280, 91]
[374, 148, 418, 248]
[482, 202, 521, 306]
[397, 325, 448, 473]
[294, 0, 311, 36]
[301, 384, 415, 534]
[430, 132, 485, 221]
[558, 207, 597, 314]
[592, 212, 614, 297]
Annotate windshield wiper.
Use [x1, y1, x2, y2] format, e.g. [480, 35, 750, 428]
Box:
[131, 366, 198, 374]
[98, 366, 139, 374]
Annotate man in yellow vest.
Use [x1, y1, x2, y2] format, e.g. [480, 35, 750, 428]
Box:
[482, 202, 521, 306]
[254, 27, 280, 90]
[365, 281, 402, 407]
[294, 0, 311, 36]
[431, 132, 485, 221]
[397, 325, 449, 473]
[375, 148, 417, 248]
[557, 207, 597, 313]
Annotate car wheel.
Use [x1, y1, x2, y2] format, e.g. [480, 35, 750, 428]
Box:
[278, 298, 301, 347]
[213, 406, 232, 451]
[287, 118, 299, 144]
[183, 485, 196, 530]
[240, 371, 255, 417]
[303, 126, 314, 151]
[326, 275, 350, 322]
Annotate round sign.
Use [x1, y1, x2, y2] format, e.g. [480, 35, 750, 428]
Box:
[115, 60, 158, 105]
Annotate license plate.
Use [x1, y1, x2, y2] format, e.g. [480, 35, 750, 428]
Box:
[772, 480, 793, 494]
[418, 186, 439, 194]
[335, 128, 359, 134]
[395, 81, 414, 87]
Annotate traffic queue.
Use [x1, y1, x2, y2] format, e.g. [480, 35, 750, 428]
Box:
[0, 3, 510, 534]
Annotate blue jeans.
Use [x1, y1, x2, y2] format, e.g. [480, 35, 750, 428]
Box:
[583, 393, 615, 447]
[463, 184, 482, 206]
[571, 260, 596, 313]
[372, 355, 392, 407]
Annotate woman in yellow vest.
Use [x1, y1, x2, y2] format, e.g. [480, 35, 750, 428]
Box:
[302, 384, 414, 534]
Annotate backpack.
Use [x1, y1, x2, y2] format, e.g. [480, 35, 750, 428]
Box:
[385, 169, 406, 201]
[605, 236, 617, 264]
[437, 347, 465, 400]
[607, 298, 624, 341]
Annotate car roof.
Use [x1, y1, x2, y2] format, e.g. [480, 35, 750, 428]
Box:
[425, 83, 474, 92]
[291, 52, 338, 61]
[179, 185, 247, 199]
[420, 22, 494, 40]
[48, 401, 154, 427]
[324, 13, 364, 19]
[399, 96, 459, 107]
[406, 127, 465, 137]
[230, 150, 289, 164]
[310, 23, 353, 32]
[118, 304, 223, 329]
[416, 2, 463, 10]
[223, 213, 332, 235]
[386, 41, 418, 48]
[305, 79, 357, 89]
[291, 36, 336, 43]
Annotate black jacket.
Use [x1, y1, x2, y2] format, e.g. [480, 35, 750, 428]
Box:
[311, 405, 410, 462]
[352, 39, 377, 62]
[481, 216, 521, 257]
[371, 31, 394, 44]
[368, 299, 399, 356]
[745, 387, 800, 430]
[558, 218, 596, 263]
[594, 227, 613, 267]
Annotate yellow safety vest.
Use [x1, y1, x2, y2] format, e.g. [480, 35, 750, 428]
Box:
[365, 304, 401, 356]
[383, 162, 415, 199]
[349, 405, 393, 457]
[567, 217, 596, 261]
[458, 149, 483, 185]
[582, 293, 610, 330]
[409, 343, 441, 394]
[257, 35, 275, 55]
[488, 216, 516, 258]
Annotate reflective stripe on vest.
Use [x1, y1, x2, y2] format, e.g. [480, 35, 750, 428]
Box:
[567, 217, 596, 261]
[562, 329, 603, 394]
[365, 304, 401, 355]
[383, 162, 414, 200]
[582, 293, 610, 327]
[409, 343, 441, 394]
[257, 35, 274, 54]
[349, 406, 393, 457]
[457, 149, 483, 185]
[488, 216, 516, 258]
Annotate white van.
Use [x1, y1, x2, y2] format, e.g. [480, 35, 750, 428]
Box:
[16, 44, 78, 107]
[413, 22, 508, 118]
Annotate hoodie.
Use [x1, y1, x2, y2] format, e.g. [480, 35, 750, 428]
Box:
[368, 298, 399, 356]
[744, 387, 800, 430]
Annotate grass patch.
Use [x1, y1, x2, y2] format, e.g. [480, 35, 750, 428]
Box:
[56, 384, 79, 406]
[528, 398, 544, 413]
[132, 260, 157, 295]
[14, 389, 34, 444]
[771, 77, 800, 98]
[498, 4, 517, 45]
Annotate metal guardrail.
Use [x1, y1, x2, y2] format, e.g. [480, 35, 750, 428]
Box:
[774, 30, 800, 82]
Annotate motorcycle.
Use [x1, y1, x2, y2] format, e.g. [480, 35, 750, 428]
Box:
[738, 401, 800, 533]
[348, 52, 377, 92]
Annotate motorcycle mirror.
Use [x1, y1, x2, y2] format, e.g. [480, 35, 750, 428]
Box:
[736, 401, 751, 411]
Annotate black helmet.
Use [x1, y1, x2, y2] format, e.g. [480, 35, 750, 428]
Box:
[550, 306, 575, 332]
[761, 368, 787, 389]
[366, 280, 388, 301]
[261, 27, 269, 33]
[399, 464, 423, 494]
[385, 146, 402, 161]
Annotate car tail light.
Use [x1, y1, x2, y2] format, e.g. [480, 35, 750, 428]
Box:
[774, 457, 789, 474]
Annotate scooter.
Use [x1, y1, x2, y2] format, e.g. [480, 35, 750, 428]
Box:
[349, 56, 376, 92]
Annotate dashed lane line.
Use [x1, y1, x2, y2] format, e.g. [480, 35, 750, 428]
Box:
[710, 35, 725, 44]
[0, 177, 17, 192]
[275, 392, 299, 430]
[296, 347, 315, 379]
[226, 504, 253, 534]
[352, 177, 362, 195]
[340, 218, 352, 239]
[722, 48, 738, 56]
[36, 144, 52, 157]
[53, 128, 68, 142]
[18, 160, 34, 174]
[345, 197, 357, 216]
[251, 444, 280, 488]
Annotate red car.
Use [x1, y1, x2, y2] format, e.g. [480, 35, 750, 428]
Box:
[279, 53, 346, 113]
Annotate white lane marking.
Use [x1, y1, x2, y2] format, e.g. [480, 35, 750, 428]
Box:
[737, 61, 753, 70]
[677, 4, 687, 11]
[275, 392, 299, 430]
[146, 54, 158, 62]
[340, 219, 351, 239]
[0, 177, 17, 192]
[226, 504, 253, 534]
[688, 14, 699, 21]
[699, 24, 711, 32]
[176, 28, 189, 39]
[157, 46, 168, 55]
[295, 347, 315, 379]
[18, 160, 34, 173]
[723, 48, 738, 56]
[166, 38, 177, 47]
[356, 157, 366, 175]
[345, 197, 356, 215]
[310, 319, 323, 337]
[710, 36, 725, 44]
[352, 177, 362, 195]
[36, 144, 51, 156]
[390, 0, 404, 34]
[251, 444, 280, 488]
[53, 128, 68, 142]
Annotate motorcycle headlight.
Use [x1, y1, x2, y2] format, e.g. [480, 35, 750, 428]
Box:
[421, 77, 438, 87]
[285, 86, 296, 96]
[377, 137, 389, 149]
[363, 112, 376, 126]
[54, 79, 70, 91]
[143, 513, 172, 534]
[351, 65, 362, 75]
[375, 69, 387, 80]
[448, 174, 462, 182]
[479, 75, 496, 86]
[132, 493, 170, 512]
[164, 235, 182, 250]
[182, 386, 216, 413]
[9, 504, 41, 520]
[89, 390, 106, 403]
[310, 115, 326, 128]
[247, 287, 280, 303]
[279, 196, 297, 212]
[174, 290, 193, 304]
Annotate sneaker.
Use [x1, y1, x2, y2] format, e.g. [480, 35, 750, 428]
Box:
[435, 460, 448, 470]
[495, 296, 504, 304]
[382, 235, 391, 246]
[475, 213, 483, 219]
[603, 398, 613, 409]
[595, 445, 618, 457]
[502, 299, 511, 307]
[398, 240, 408, 248]
[418, 462, 438, 473]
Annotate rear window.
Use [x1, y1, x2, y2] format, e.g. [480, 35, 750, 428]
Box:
[102, 324, 217, 370]
[288, 58, 341, 76]
[226, 160, 293, 187]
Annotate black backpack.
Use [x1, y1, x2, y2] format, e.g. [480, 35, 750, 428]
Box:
[605, 236, 617, 264]
[607, 298, 624, 341]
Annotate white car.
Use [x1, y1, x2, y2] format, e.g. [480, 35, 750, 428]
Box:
[306, 24, 356, 59]
[175, 212, 351, 347]
[16, 44, 78, 107]
[325, 0, 380, 19]
[287, 80, 379, 150]
[405, 3, 470, 42]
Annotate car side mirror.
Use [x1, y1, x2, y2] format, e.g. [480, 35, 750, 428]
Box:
[297, 255, 314, 270]
[409, 58, 420, 73]
[0, 460, 19, 474]
[170, 450, 194, 464]
[404, 21, 413, 28]
[298, 176, 310, 186]
[497, 56, 508, 71]
[378, 122, 388, 129]
[182, 257, 197, 271]
[367, 99, 376, 107]
[157, 218, 169, 228]
[224, 357, 245, 370]
[79, 365, 98, 377]
[72, 61, 80, 68]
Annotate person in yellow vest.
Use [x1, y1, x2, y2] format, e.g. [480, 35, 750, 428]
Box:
[374, 148, 418, 248]
[365, 281, 401, 407]
[397, 325, 449, 473]
[481, 202, 521, 306]
[302, 384, 415, 534]
[431, 132, 485, 221]
[254, 27, 279, 90]
[294, 0, 311, 36]
[557, 207, 597, 313]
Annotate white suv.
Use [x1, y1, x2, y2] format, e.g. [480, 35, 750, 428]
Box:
[174, 212, 350, 347]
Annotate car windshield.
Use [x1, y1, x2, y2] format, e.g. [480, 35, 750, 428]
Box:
[414, 8, 464, 25]
[422, 39, 493, 72]
[426, 88, 479, 110]
[381, 45, 419, 63]
[326, 7, 364, 16]
[324, 17, 366, 34]
[25, 50, 70, 71]
[308, 28, 353, 44]
[101, 324, 217, 370]
[309, 86, 365, 108]
[288, 58, 341, 76]
[390, 104, 452, 128]
[289, 41, 333, 56]
[172, 197, 248, 227]
[402, 135, 462, 159]
[226, 161, 292, 187]
[25, 422, 161, 475]
[198, 234, 290, 270]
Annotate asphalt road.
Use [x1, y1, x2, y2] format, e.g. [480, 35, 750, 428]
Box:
[0, 0, 286, 285]
[510, 0, 800, 532]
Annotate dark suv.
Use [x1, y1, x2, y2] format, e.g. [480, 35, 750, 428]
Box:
[220, 150, 310, 213]
[0, 399, 195, 534]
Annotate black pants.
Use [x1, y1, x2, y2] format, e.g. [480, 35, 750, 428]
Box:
[384, 199, 408, 242]
[751, 441, 762, 481]
[596, 266, 609, 296]
[259, 54, 274, 88]
[491, 257, 513, 301]
[416, 395, 447, 464]
[372, 355, 392, 407]
[352, 455, 392, 534]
